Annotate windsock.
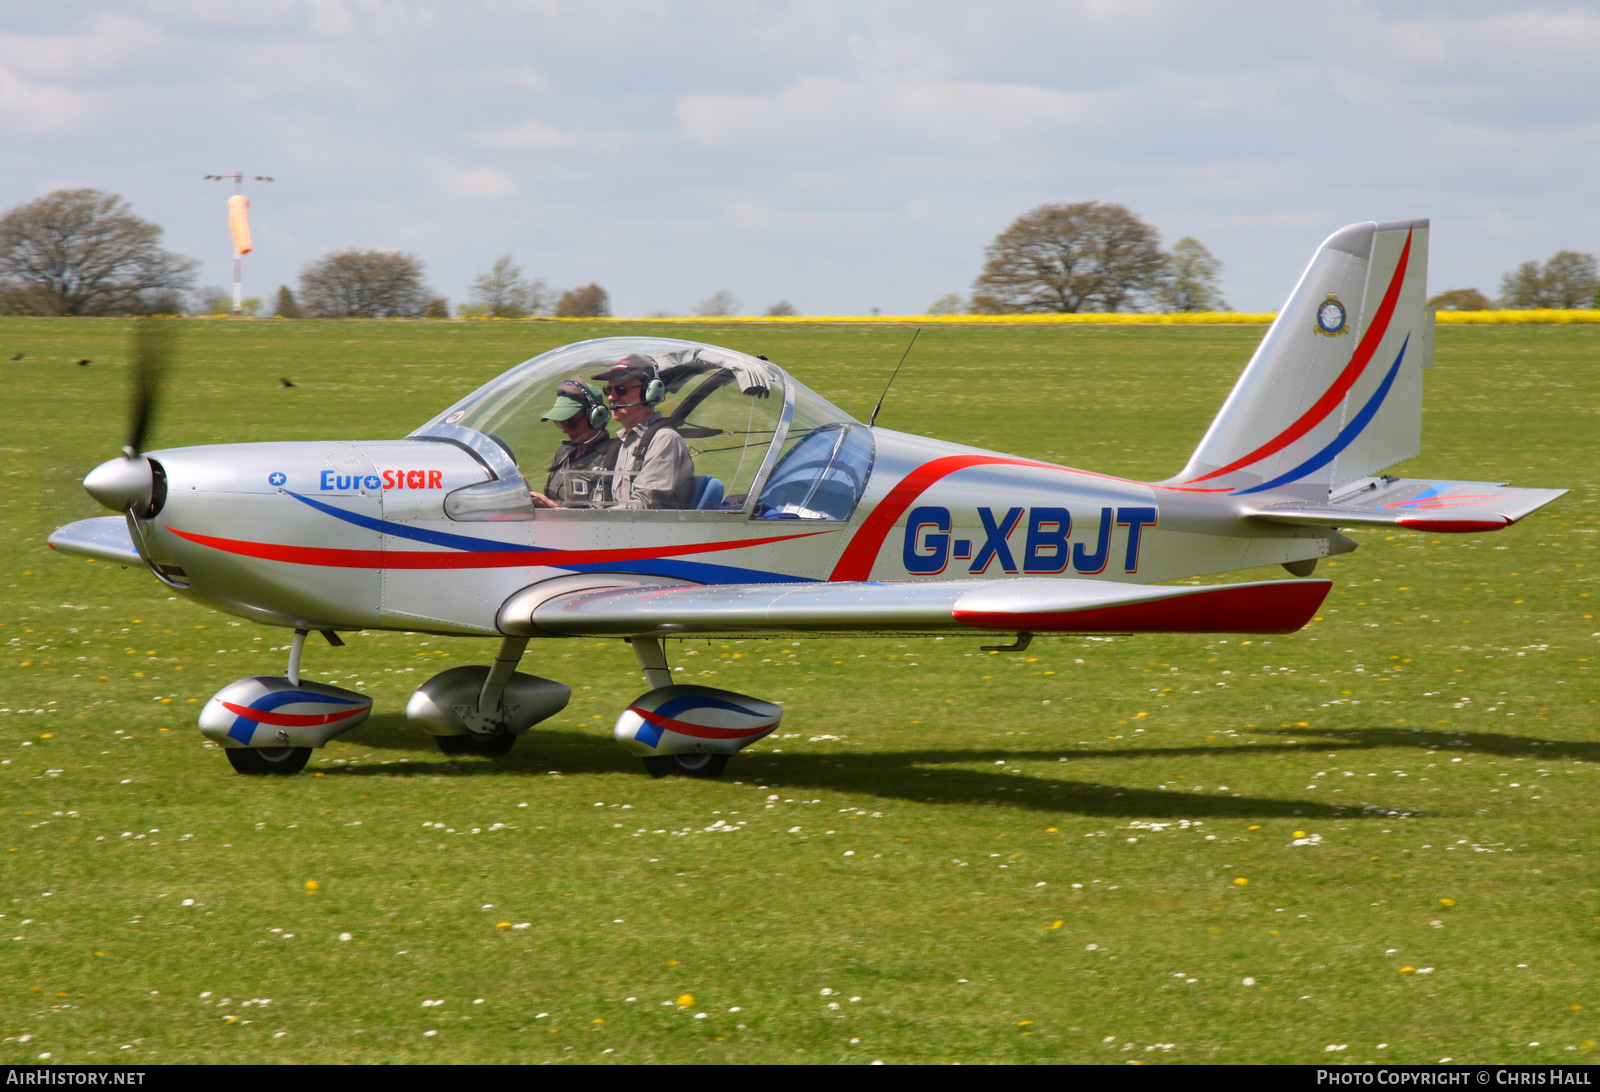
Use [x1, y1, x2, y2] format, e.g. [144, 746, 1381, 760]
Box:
[228, 194, 252, 255]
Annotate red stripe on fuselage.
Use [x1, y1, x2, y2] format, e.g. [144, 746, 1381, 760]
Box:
[168, 526, 832, 569]
[827, 454, 1209, 581]
[829, 455, 1061, 581]
[1186, 229, 1413, 484]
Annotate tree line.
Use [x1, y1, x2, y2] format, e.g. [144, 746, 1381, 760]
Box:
[1, 188, 1594, 318]
[0, 189, 616, 319]
[1428, 251, 1599, 311]
[947, 202, 1600, 315]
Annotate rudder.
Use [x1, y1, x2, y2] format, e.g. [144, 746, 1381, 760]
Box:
[1172, 219, 1432, 498]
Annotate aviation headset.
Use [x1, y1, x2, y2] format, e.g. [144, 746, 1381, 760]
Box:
[556, 379, 612, 430]
[599, 354, 666, 407]
[641, 367, 667, 407]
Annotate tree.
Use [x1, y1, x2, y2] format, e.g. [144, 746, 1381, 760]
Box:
[970, 201, 1168, 313]
[1541, 251, 1598, 308]
[555, 283, 609, 317]
[465, 254, 551, 318]
[274, 285, 303, 319]
[1498, 261, 1543, 308]
[1499, 251, 1598, 309]
[1159, 237, 1228, 312]
[926, 293, 966, 315]
[298, 250, 430, 318]
[765, 300, 799, 317]
[1427, 288, 1491, 311]
[0, 188, 198, 315]
[191, 285, 229, 315]
[694, 289, 739, 317]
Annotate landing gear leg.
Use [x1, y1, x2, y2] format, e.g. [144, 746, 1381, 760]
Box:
[629, 635, 672, 689]
[433, 636, 529, 757]
[285, 627, 343, 684]
[286, 627, 307, 686]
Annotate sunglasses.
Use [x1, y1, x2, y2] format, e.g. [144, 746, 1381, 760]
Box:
[604, 383, 640, 399]
[553, 416, 586, 429]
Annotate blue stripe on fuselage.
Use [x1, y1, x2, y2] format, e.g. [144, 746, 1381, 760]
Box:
[285, 490, 814, 585]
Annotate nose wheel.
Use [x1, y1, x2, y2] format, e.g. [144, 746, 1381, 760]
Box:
[642, 753, 728, 780]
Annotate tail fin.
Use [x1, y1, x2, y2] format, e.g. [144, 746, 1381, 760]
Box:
[1172, 219, 1433, 498]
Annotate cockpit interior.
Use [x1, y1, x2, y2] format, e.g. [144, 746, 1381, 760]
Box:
[412, 337, 876, 523]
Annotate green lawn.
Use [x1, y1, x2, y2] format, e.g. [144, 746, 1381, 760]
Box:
[2, 318, 1596, 1064]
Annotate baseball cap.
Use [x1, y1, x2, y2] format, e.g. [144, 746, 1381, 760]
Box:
[590, 352, 658, 385]
[541, 379, 600, 422]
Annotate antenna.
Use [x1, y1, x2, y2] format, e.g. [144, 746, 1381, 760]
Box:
[203, 172, 274, 316]
[868, 327, 921, 429]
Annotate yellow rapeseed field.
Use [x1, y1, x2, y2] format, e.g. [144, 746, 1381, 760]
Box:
[525, 310, 1600, 325]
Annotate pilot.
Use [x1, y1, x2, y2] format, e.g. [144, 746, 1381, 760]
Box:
[591, 354, 695, 509]
[529, 379, 619, 509]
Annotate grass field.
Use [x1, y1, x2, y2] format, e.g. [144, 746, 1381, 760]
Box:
[2, 317, 1596, 1064]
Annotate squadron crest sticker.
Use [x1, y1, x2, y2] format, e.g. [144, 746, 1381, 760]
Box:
[1314, 294, 1349, 336]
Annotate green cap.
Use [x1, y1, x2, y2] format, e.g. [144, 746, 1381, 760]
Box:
[542, 379, 602, 422]
[541, 392, 585, 422]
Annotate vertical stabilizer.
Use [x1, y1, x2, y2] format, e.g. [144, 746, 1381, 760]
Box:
[1172, 219, 1430, 498]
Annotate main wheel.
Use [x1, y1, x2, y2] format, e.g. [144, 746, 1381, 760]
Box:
[641, 753, 728, 780]
[225, 745, 312, 775]
[434, 732, 516, 757]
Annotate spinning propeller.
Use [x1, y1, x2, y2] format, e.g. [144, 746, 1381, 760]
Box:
[83, 321, 173, 518]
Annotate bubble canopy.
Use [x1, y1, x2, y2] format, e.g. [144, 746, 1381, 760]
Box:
[411, 337, 874, 521]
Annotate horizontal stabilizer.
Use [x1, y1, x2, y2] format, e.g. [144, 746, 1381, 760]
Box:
[1249, 477, 1566, 533]
[47, 517, 142, 565]
[530, 577, 1331, 638]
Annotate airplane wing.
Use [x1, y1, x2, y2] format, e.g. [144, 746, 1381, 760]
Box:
[527, 577, 1331, 638]
[1248, 477, 1566, 533]
[47, 516, 142, 565]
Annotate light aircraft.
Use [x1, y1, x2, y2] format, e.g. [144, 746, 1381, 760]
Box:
[49, 219, 1564, 777]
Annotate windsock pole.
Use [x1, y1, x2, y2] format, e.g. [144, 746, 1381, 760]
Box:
[228, 195, 252, 315]
[204, 172, 273, 316]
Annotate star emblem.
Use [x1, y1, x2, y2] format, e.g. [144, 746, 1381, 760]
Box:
[268, 472, 287, 486]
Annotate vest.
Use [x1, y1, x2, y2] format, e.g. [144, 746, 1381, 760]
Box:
[545, 435, 619, 507]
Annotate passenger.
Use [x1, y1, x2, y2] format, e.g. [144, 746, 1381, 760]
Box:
[529, 380, 619, 509]
[591, 354, 695, 509]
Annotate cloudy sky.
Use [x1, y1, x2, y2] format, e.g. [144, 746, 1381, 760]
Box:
[2, 1, 1596, 314]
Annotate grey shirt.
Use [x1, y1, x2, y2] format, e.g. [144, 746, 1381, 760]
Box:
[611, 413, 695, 509]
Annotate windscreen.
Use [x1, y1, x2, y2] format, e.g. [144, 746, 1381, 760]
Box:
[755, 385, 875, 521]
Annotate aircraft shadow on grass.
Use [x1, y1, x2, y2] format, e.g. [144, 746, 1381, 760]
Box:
[1258, 726, 1600, 764]
[321, 715, 1533, 821]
